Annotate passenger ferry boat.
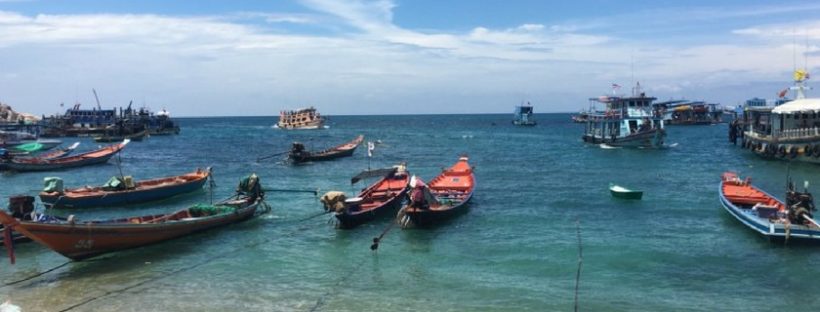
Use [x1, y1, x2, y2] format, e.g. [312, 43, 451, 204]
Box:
[740, 69, 820, 163]
[581, 83, 666, 148]
[512, 103, 536, 126]
[277, 107, 325, 130]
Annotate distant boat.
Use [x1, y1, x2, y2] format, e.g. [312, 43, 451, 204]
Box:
[0, 174, 269, 261]
[512, 103, 536, 126]
[652, 100, 724, 125]
[277, 107, 325, 130]
[92, 129, 149, 143]
[398, 156, 475, 228]
[581, 82, 666, 148]
[39, 168, 211, 209]
[288, 135, 364, 163]
[719, 172, 820, 241]
[609, 183, 643, 200]
[331, 164, 410, 229]
[740, 69, 820, 164]
[0, 140, 129, 172]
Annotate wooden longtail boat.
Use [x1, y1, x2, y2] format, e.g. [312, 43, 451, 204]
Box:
[1, 139, 129, 172]
[92, 129, 149, 143]
[332, 165, 410, 229]
[0, 175, 268, 261]
[719, 172, 820, 241]
[398, 156, 475, 228]
[289, 135, 364, 163]
[39, 168, 211, 209]
[609, 183, 643, 200]
[7, 142, 80, 159]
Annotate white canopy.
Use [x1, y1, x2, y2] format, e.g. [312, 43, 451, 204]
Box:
[772, 98, 820, 114]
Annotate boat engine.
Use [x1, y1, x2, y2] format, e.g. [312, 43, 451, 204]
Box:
[786, 181, 815, 224]
[8, 195, 34, 220]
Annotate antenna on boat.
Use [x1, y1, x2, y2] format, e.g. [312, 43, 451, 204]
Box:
[92, 88, 101, 110]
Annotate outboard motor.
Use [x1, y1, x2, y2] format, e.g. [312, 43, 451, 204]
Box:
[9, 195, 34, 220]
[787, 180, 815, 224]
[290, 142, 307, 161]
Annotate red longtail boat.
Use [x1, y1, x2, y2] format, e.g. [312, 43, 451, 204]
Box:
[398, 156, 475, 228]
[0, 174, 269, 261]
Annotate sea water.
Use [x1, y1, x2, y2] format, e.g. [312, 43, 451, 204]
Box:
[1, 114, 820, 311]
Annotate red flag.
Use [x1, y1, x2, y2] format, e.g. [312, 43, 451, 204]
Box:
[778, 89, 788, 98]
[3, 227, 15, 265]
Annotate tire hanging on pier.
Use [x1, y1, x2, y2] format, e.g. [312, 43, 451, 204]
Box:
[789, 146, 798, 159]
[777, 145, 786, 158]
[804, 145, 812, 156]
[813, 145, 820, 158]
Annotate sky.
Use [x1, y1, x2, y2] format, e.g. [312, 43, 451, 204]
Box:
[1, 0, 820, 116]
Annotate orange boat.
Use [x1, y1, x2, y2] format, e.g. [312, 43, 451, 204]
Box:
[1, 139, 128, 172]
[719, 172, 820, 241]
[0, 174, 268, 261]
[332, 164, 410, 229]
[398, 156, 475, 227]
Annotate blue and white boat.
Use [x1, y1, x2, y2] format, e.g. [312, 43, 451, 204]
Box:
[581, 83, 666, 148]
[719, 172, 820, 241]
[512, 103, 536, 126]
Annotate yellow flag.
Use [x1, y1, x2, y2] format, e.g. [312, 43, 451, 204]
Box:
[794, 69, 808, 81]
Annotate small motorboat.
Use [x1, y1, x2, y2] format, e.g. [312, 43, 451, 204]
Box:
[609, 183, 643, 200]
[719, 172, 820, 241]
[288, 135, 364, 163]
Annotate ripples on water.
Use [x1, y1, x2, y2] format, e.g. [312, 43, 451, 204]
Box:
[1, 114, 820, 311]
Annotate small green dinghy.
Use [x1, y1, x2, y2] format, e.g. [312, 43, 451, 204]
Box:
[609, 183, 643, 200]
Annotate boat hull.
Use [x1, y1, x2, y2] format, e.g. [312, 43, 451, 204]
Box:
[1, 141, 127, 172]
[610, 190, 643, 200]
[719, 173, 820, 241]
[740, 136, 820, 164]
[0, 201, 261, 260]
[40, 170, 209, 209]
[403, 194, 472, 227]
[583, 128, 666, 148]
[336, 190, 406, 229]
[401, 157, 475, 228]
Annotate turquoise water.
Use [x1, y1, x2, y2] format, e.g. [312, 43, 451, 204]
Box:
[1, 114, 820, 311]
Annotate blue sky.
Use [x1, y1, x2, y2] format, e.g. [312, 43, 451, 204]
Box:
[1, 0, 820, 116]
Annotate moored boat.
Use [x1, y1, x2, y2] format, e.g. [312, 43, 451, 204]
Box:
[0, 139, 129, 172]
[289, 135, 364, 163]
[398, 156, 475, 228]
[0, 174, 269, 261]
[40, 168, 211, 209]
[276, 107, 325, 130]
[581, 83, 666, 148]
[4, 142, 79, 159]
[92, 129, 149, 143]
[322, 164, 410, 229]
[512, 103, 536, 126]
[740, 70, 820, 163]
[719, 172, 820, 241]
[609, 183, 643, 199]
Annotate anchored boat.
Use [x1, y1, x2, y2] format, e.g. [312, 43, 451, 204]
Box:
[40, 168, 211, 209]
[581, 83, 666, 148]
[0, 139, 129, 172]
[0, 174, 269, 261]
[719, 172, 820, 241]
[398, 156, 475, 228]
[512, 103, 536, 126]
[288, 135, 364, 163]
[609, 183, 643, 200]
[740, 69, 820, 163]
[322, 164, 410, 229]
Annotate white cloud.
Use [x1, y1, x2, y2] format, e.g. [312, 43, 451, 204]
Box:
[0, 1, 816, 116]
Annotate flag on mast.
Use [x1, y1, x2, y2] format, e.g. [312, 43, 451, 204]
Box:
[367, 141, 375, 157]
